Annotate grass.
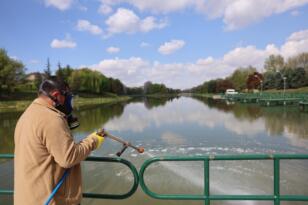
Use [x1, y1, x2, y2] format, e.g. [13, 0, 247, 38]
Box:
[0, 100, 33, 112]
[191, 93, 220, 98]
[264, 86, 308, 93]
[0, 96, 131, 113]
[74, 96, 130, 106]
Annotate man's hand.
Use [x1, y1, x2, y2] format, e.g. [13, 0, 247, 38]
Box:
[95, 129, 108, 149]
[87, 131, 105, 149]
[95, 133, 105, 149]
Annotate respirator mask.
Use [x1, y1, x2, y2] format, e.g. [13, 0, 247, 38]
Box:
[39, 79, 80, 130]
[55, 91, 80, 130]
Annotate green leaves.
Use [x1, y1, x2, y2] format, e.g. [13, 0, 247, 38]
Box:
[0, 49, 25, 95]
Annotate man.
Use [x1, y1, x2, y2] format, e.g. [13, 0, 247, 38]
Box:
[14, 77, 104, 205]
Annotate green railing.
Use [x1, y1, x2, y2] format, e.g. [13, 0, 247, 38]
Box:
[0, 154, 139, 200]
[1, 154, 308, 204]
[83, 156, 139, 199]
[139, 154, 308, 205]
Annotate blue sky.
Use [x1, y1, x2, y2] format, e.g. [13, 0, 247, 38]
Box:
[1, 0, 308, 89]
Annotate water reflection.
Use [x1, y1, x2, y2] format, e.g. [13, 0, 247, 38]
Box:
[143, 96, 180, 110]
[75, 102, 127, 132]
[1, 97, 308, 154]
[193, 97, 308, 148]
[105, 97, 268, 136]
[0, 112, 22, 154]
[1, 96, 308, 205]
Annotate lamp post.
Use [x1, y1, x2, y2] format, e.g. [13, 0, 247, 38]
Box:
[254, 75, 263, 96]
[276, 71, 286, 98]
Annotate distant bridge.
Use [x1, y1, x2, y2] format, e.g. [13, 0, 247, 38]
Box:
[224, 93, 308, 108]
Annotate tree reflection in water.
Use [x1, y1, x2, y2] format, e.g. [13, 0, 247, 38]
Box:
[193, 96, 308, 140]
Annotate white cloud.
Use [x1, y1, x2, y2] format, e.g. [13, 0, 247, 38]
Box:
[223, 45, 277, 68]
[50, 36, 77, 48]
[196, 57, 214, 65]
[140, 42, 150, 48]
[100, 0, 196, 13]
[89, 29, 308, 89]
[98, 4, 113, 15]
[106, 46, 120, 54]
[158, 39, 185, 55]
[281, 29, 308, 57]
[76, 20, 103, 35]
[101, 0, 308, 30]
[105, 8, 167, 36]
[202, 0, 308, 31]
[287, 29, 308, 41]
[140, 16, 167, 32]
[91, 57, 150, 86]
[44, 0, 73, 10]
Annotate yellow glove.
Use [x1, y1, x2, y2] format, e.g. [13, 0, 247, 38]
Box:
[88, 132, 105, 149]
[96, 134, 105, 149]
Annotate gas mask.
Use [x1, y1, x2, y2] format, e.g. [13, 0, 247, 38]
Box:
[55, 92, 80, 130]
[39, 79, 80, 130]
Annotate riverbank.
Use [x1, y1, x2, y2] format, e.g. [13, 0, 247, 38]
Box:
[191, 93, 223, 99]
[0, 96, 131, 113]
[192, 86, 308, 98]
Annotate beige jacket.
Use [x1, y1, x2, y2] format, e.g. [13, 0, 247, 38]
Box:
[14, 98, 98, 205]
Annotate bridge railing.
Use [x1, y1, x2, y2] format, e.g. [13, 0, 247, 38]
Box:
[0, 154, 139, 200]
[1, 154, 308, 205]
[139, 154, 308, 205]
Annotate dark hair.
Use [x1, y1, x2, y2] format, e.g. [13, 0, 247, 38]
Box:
[38, 76, 68, 96]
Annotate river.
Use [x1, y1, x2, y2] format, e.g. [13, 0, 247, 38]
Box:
[1, 96, 308, 205]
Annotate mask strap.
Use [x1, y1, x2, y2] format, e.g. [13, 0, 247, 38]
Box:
[39, 80, 62, 106]
[39, 89, 60, 106]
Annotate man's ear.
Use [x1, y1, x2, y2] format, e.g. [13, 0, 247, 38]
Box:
[50, 90, 60, 99]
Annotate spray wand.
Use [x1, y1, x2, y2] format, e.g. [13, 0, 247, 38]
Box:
[96, 128, 145, 157]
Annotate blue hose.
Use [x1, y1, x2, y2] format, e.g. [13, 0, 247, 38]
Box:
[44, 169, 70, 205]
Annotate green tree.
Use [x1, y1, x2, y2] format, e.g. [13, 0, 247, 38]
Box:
[286, 52, 308, 69]
[264, 55, 285, 72]
[229, 66, 256, 91]
[143, 81, 152, 94]
[207, 80, 217, 93]
[0, 48, 25, 95]
[110, 78, 125, 95]
[68, 68, 118, 94]
[216, 79, 234, 93]
[44, 58, 52, 78]
[263, 71, 276, 90]
[289, 67, 306, 88]
[56, 64, 73, 83]
[127, 87, 143, 95]
[286, 52, 308, 85]
[56, 62, 63, 80]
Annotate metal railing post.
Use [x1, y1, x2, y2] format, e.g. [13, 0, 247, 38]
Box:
[204, 159, 210, 205]
[274, 159, 280, 205]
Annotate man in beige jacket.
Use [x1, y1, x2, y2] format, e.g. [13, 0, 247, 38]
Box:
[14, 78, 104, 205]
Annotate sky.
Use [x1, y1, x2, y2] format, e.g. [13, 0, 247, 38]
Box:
[1, 0, 308, 89]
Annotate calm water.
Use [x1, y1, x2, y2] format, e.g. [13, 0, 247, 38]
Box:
[1, 96, 308, 205]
